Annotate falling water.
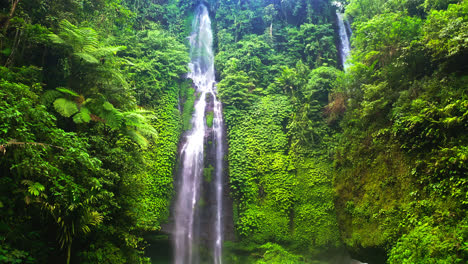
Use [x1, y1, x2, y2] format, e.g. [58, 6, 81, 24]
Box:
[174, 4, 224, 264]
[336, 11, 352, 69]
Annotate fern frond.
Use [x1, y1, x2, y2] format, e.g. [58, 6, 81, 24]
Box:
[136, 125, 157, 140]
[131, 124, 157, 139]
[79, 28, 99, 49]
[42, 90, 62, 106]
[123, 112, 146, 127]
[74, 52, 99, 64]
[123, 112, 157, 134]
[59, 20, 82, 49]
[59, 20, 80, 39]
[93, 46, 126, 57]
[73, 107, 91, 123]
[102, 101, 115, 111]
[56, 87, 79, 97]
[87, 211, 103, 226]
[126, 130, 149, 148]
[122, 110, 157, 147]
[48, 33, 65, 45]
[91, 101, 123, 129]
[127, 112, 151, 124]
[53, 98, 79, 117]
[80, 210, 103, 234]
[96, 66, 127, 87]
[104, 112, 123, 129]
[59, 20, 77, 31]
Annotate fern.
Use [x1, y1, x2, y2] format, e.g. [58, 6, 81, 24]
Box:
[78, 27, 99, 51]
[102, 101, 115, 111]
[123, 111, 151, 127]
[48, 33, 65, 45]
[72, 107, 91, 123]
[91, 101, 123, 129]
[93, 46, 126, 57]
[80, 210, 103, 234]
[96, 66, 128, 88]
[126, 130, 149, 147]
[122, 110, 157, 147]
[53, 98, 79, 117]
[104, 111, 123, 129]
[74, 52, 99, 64]
[56, 87, 79, 97]
[49, 20, 125, 66]
[42, 90, 62, 106]
[46, 81, 155, 147]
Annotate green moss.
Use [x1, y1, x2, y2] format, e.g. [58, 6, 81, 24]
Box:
[181, 84, 195, 131]
[183, 12, 194, 40]
[206, 111, 214, 128]
[203, 165, 214, 183]
[198, 197, 206, 208]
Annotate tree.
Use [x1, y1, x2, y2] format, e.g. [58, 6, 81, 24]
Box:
[48, 19, 131, 106]
[218, 59, 254, 109]
[120, 23, 189, 106]
[286, 23, 338, 68]
[353, 12, 422, 68]
[422, 1, 468, 63]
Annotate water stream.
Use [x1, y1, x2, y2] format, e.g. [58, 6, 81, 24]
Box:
[173, 4, 224, 264]
[336, 11, 352, 69]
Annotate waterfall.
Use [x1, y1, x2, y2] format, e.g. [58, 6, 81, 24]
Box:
[336, 11, 351, 69]
[173, 4, 225, 264]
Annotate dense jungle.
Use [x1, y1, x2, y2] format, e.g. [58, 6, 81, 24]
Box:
[0, 0, 467, 263]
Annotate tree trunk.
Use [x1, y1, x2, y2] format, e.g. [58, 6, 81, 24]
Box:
[4, 27, 21, 67]
[3, 0, 21, 34]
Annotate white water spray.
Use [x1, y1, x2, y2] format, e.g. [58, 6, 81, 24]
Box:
[336, 11, 352, 69]
[174, 4, 224, 264]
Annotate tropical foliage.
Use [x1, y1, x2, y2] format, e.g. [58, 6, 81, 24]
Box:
[1, 0, 467, 263]
[0, 0, 187, 263]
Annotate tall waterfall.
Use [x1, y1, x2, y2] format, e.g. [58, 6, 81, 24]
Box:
[173, 4, 225, 264]
[336, 11, 351, 69]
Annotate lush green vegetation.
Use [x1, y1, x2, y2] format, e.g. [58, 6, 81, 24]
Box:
[213, 0, 467, 263]
[213, 1, 343, 262]
[1, 0, 467, 263]
[0, 0, 189, 263]
[333, 0, 468, 262]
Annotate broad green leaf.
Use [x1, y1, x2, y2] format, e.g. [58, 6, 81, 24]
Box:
[53, 98, 79, 117]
